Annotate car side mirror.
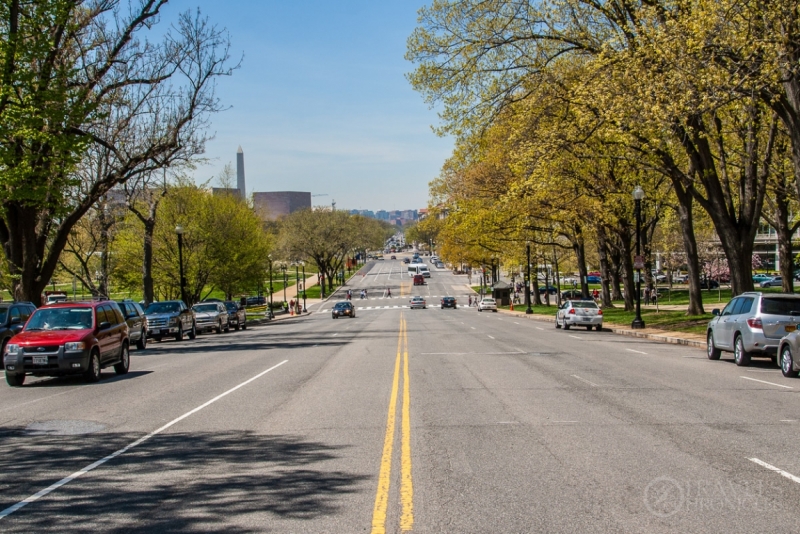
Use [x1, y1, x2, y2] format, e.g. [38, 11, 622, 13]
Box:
[711, 309, 720, 316]
[99, 321, 111, 330]
[10, 317, 21, 325]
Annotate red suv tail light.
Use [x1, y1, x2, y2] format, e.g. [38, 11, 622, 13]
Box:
[568, 309, 576, 314]
[598, 309, 603, 315]
[747, 318, 762, 329]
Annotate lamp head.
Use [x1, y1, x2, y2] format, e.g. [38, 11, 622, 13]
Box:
[632, 185, 645, 201]
[175, 225, 184, 235]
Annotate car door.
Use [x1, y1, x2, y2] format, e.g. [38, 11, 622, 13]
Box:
[180, 302, 191, 332]
[107, 303, 126, 359]
[715, 298, 741, 349]
[95, 306, 113, 360]
[124, 303, 143, 341]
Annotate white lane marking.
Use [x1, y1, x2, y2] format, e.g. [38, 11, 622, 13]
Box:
[626, 349, 648, 355]
[487, 335, 495, 339]
[749, 458, 800, 484]
[740, 376, 793, 389]
[514, 322, 520, 325]
[781, 419, 797, 422]
[553, 421, 579, 423]
[535, 327, 544, 331]
[0, 360, 288, 520]
[571, 374, 599, 387]
[471, 326, 476, 330]
[332, 333, 339, 337]
[420, 351, 526, 355]
[568, 335, 581, 340]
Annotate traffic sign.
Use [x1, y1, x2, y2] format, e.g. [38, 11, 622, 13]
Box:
[634, 255, 644, 269]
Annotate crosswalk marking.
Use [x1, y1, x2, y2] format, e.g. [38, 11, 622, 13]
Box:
[320, 305, 473, 312]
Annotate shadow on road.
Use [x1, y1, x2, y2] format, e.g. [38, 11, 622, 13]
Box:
[0, 429, 369, 532]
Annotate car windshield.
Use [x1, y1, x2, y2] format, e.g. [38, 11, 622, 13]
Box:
[572, 301, 599, 309]
[334, 303, 351, 309]
[26, 307, 93, 331]
[761, 298, 800, 315]
[482, 299, 494, 303]
[193, 304, 218, 313]
[145, 302, 180, 314]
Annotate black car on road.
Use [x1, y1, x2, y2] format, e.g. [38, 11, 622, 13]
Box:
[0, 302, 36, 368]
[224, 301, 247, 331]
[117, 300, 147, 350]
[441, 296, 457, 309]
[332, 301, 355, 319]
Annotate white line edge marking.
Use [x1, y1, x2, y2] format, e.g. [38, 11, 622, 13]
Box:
[749, 458, 800, 484]
[781, 419, 797, 422]
[568, 335, 581, 340]
[571, 374, 599, 387]
[487, 335, 495, 339]
[0, 359, 289, 520]
[553, 421, 579, 423]
[740, 376, 793, 389]
[626, 349, 648, 355]
[514, 322, 520, 325]
[535, 327, 544, 331]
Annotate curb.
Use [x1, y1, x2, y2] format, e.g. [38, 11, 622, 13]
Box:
[497, 309, 706, 350]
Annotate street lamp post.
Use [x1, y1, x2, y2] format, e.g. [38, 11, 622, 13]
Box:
[632, 185, 646, 329]
[268, 254, 274, 319]
[525, 242, 533, 314]
[175, 225, 187, 304]
[295, 264, 300, 314]
[301, 262, 307, 312]
[281, 264, 287, 304]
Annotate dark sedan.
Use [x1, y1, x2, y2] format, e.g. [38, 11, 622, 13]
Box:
[332, 301, 356, 319]
[441, 296, 457, 309]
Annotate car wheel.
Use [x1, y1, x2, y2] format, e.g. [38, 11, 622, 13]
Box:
[215, 321, 222, 334]
[6, 372, 24, 387]
[242, 320, 247, 330]
[734, 335, 751, 366]
[555, 317, 561, 329]
[586, 325, 592, 330]
[493, 309, 497, 312]
[114, 343, 130, 375]
[595, 325, 602, 331]
[234, 322, 240, 331]
[136, 331, 147, 350]
[188, 323, 196, 340]
[706, 331, 721, 360]
[175, 326, 184, 342]
[84, 351, 101, 383]
[478, 308, 482, 312]
[781, 345, 799, 378]
[564, 322, 571, 330]
[224, 322, 230, 333]
[154, 336, 162, 342]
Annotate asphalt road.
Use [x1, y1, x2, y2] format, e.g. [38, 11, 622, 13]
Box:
[1, 256, 800, 532]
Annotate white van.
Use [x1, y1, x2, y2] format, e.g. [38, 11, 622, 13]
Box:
[408, 264, 431, 278]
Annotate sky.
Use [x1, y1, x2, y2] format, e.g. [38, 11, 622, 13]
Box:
[164, 0, 452, 211]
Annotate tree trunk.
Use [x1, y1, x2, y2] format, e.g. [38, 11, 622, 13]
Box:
[770, 191, 797, 293]
[608, 242, 624, 301]
[674, 187, 705, 315]
[142, 218, 155, 305]
[571, 226, 589, 299]
[597, 225, 614, 307]
[616, 221, 635, 311]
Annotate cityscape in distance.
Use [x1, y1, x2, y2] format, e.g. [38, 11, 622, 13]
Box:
[347, 208, 420, 226]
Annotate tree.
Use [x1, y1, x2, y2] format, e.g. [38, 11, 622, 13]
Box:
[0, 2, 237, 304]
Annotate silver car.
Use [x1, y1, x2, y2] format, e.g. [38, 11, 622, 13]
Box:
[778, 329, 800, 378]
[477, 297, 497, 312]
[707, 292, 800, 366]
[556, 300, 603, 331]
[409, 296, 427, 309]
[192, 302, 229, 334]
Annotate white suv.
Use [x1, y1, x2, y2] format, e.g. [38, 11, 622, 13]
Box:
[478, 297, 497, 312]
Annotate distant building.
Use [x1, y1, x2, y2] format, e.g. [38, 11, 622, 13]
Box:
[254, 191, 311, 221]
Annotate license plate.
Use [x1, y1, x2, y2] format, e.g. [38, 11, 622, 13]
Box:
[32, 356, 48, 365]
[786, 325, 797, 333]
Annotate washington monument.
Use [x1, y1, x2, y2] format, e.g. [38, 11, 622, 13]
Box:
[237, 146, 246, 199]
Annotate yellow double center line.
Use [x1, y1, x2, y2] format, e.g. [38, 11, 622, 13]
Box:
[371, 314, 414, 533]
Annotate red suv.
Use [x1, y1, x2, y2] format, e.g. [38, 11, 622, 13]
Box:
[3, 301, 130, 387]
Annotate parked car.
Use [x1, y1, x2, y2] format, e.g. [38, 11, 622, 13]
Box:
[477, 297, 497, 312]
[223, 301, 247, 331]
[0, 302, 36, 368]
[538, 286, 558, 295]
[753, 273, 772, 283]
[144, 300, 196, 341]
[409, 296, 427, 309]
[246, 296, 267, 306]
[435, 262, 445, 269]
[117, 300, 147, 350]
[413, 274, 425, 286]
[778, 329, 800, 378]
[699, 279, 720, 289]
[586, 275, 601, 284]
[760, 276, 783, 288]
[192, 302, 230, 334]
[561, 290, 587, 300]
[556, 300, 603, 331]
[441, 296, 457, 309]
[3, 301, 129, 386]
[331, 301, 355, 318]
[707, 292, 800, 366]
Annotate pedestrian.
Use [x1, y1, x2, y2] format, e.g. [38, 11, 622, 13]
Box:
[289, 298, 295, 310]
[346, 289, 351, 300]
[365, 289, 368, 298]
[592, 288, 599, 301]
[468, 295, 473, 307]
[387, 288, 392, 297]
[644, 286, 651, 305]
